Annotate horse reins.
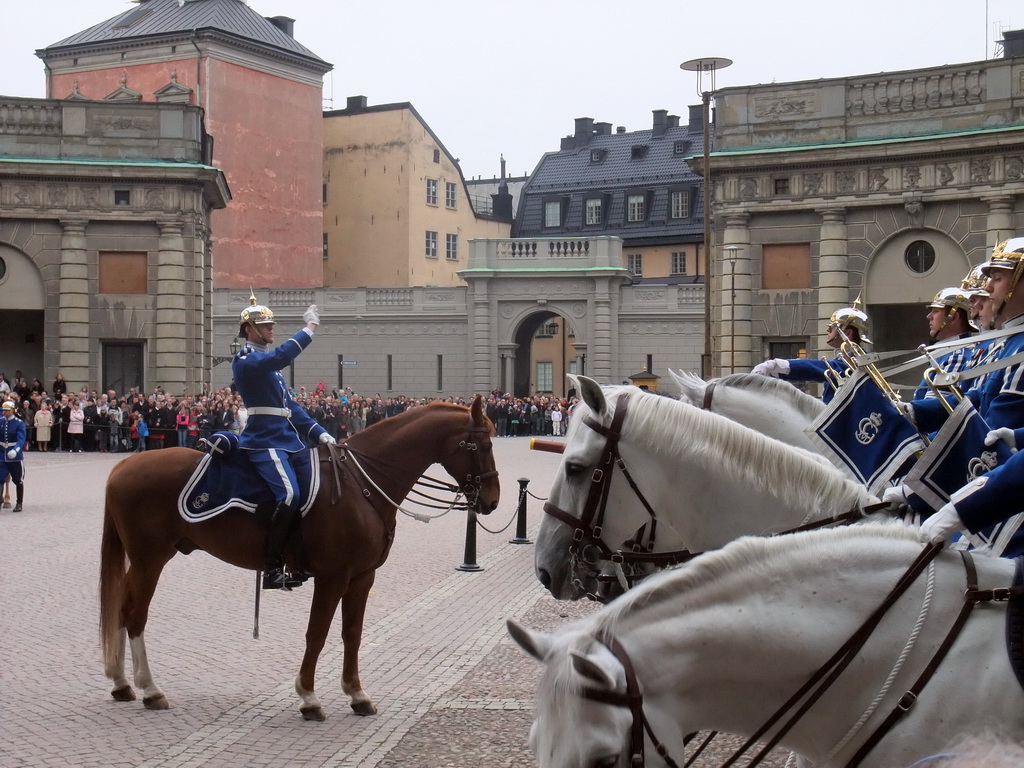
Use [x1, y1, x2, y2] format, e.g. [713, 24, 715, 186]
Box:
[580, 543, 1024, 768]
[542, 392, 890, 597]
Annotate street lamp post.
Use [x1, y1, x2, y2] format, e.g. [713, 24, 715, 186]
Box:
[680, 56, 732, 378]
[723, 244, 742, 373]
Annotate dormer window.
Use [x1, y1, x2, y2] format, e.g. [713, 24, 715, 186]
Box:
[631, 145, 649, 160]
[590, 149, 607, 163]
[673, 140, 690, 155]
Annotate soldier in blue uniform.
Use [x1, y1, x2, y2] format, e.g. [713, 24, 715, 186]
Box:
[751, 300, 871, 404]
[921, 426, 1024, 545]
[233, 293, 337, 590]
[912, 287, 976, 400]
[905, 238, 1024, 435]
[1, 399, 26, 513]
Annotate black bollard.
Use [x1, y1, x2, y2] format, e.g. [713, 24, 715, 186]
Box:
[510, 477, 532, 545]
[456, 509, 483, 572]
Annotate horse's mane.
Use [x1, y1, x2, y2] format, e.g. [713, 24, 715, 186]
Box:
[714, 372, 826, 419]
[596, 384, 872, 515]
[671, 368, 825, 420]
[543, 524, 927, 701]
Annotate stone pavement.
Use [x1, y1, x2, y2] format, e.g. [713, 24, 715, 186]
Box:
[0, 437, 789, 768]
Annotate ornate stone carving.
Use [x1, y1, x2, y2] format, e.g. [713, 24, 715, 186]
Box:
[13, 185, 35, 206]
[144, 188, 165, 208]
[571, 302, 587, 319]
[937, 164, 955, 186]
[1007, 157, 1024, 181]
[903, 166, 921, 190]
[803, 173, 824, 196]
[48, 186, 68, 207]
[836, 171, 856, 193]
[970, 158, 992, 183]
[500, 303, 515, 318]
[740, 178, 758, 199]
[869, 169, 888, 192]
[754, 93, 817, 119]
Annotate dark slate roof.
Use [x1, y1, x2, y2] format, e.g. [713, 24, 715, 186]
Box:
[512, 119, 707, 244]
[42, 0, 329, 69]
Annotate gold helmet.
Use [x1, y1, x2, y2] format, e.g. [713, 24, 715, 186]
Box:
[828, 296, 872, 344]
[980, 237, 1024, 281]
[960, 265, 990, 298]
[927, 287, 971, 314]
[239, 289, 275, 328]
[1, 400, 14, 411]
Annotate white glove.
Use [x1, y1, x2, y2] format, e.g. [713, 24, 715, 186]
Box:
[882, 484, 911, 508]
[319, 432, 336, 445]
[303, 304, 320, 326]
[919, 503, 964, 544]
[751, 358, 790, 378]
[894, 400, 916, 425]
[985, 427, 1017, 453]
[6, 449, 15, 460]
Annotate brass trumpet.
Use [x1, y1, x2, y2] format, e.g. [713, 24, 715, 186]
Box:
[918, 344, 964, 415]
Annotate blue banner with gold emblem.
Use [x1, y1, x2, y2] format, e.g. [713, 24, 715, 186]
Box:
[805, 370, 925, 495]
[904, 398, 1012, 511]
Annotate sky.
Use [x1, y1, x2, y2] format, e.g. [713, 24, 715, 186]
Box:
[0, 0, 1020, 180]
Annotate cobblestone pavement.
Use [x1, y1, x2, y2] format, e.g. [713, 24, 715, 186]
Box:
[0, 437, 789, 768]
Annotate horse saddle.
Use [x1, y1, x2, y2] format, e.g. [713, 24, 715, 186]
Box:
[176, 432, 321, 522]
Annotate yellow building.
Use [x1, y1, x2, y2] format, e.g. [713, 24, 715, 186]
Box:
[323, 97, 511, 288]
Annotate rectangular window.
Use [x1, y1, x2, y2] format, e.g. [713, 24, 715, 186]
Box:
[627, 253, 643, 277]
[387, 354, 393, 391]
[426, 178, 438, 205]
[99, 252, 147, 294]
[670, 190, 690, 219]
[670, 251, 687, 275]
[114, 189, 131, 206]
[536, 361, 553, 393]
[762, 243, 812, 289]
[337, 355, 345, 390]
[322, 182, 328, 205]
[445, 233, 458, 261]
[445, 182, 457, 209]
[770, 340, 807, 360]
[437, 354, 443, 391]
[322, 233, 328, 260]
[773, 177, 791, 195]
[627, 194, 646, 222]
[425, 230, 438, 258]
[585, 198, 602, 225]
[544, 200, 561, 227]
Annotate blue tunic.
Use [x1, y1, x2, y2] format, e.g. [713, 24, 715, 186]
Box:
[781, 357, 850, 404]
[950, 437, 1024, 557]
[1, 414, 27, 485]
[912, 334, 975, 401]
[913, 316, 1024, 434]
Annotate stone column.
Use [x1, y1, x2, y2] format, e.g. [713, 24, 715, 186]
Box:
[156, 220, 188, 396]
[58, 219, 91, 388]
[469, 279, 492, 395]
[817, 208, 850, 355]
[591, 280, 614, 383]
[984, 195, 1015, 254]
[573, 344, 588, 379]
[498, 343, 518, 394]
[721, 213, 751, 373]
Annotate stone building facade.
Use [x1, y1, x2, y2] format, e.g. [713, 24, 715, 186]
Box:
[702, 49, 1024, 379]
[0, 97, 228, 393]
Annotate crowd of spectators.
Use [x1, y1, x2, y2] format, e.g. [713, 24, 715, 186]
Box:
[0, 371, 577, 454]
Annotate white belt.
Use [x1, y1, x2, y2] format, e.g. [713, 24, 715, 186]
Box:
[247, 407, 292, 418]
[0, 441, 19, 448]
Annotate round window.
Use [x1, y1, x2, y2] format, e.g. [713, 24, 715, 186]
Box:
[904, 241, 935, 274]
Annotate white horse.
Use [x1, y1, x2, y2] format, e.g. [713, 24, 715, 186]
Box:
[536, 375, 880, 600]
[512, 523, 1024, 768]
[671, 369, 824, 451]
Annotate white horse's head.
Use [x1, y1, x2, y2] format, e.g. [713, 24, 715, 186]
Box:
[536, 376, 688, 600]
[536, 375, 878, 601]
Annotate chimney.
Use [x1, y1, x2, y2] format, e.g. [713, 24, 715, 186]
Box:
[1003, 29, 1024, 58]
[573, 117, 595, 147]
[594, 121, 612, 136]
[652, 109, 668, 137]
[667, 114, 680, 128]
[266, 16, 295, 37]
[688, 104, 704, 131]
[616, 126, 626, 134]
[346, 95, 368, 110]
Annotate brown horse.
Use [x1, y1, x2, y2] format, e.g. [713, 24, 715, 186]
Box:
[100, 396, 498, 720]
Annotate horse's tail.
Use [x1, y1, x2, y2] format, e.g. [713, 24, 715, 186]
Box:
[99, 495, 126, 671]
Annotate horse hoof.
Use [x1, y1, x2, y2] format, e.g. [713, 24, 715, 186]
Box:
[300, 705, 326, 722]
[350, 700, 377, 716]
[143, 694, 169, 711]
[110, 686, 136, 702]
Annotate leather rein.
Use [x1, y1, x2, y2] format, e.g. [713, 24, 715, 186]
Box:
[542, 392, 885, 597]
[580, 543, 1023, 768]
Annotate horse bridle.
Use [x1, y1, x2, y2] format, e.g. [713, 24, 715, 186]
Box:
[542, 393, 890, 598]
[542, 394, 695, 596]
[452, 421, 499, 509]
[578, 544, 1023, 768]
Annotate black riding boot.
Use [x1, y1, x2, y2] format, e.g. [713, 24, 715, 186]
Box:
[263, 502, 296, 589]
[12, 483, 23, 513]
